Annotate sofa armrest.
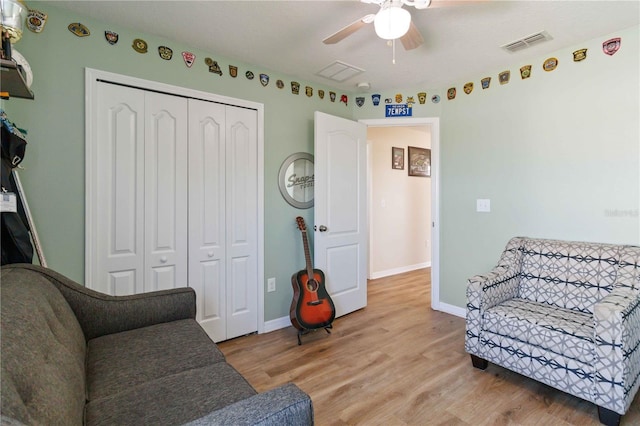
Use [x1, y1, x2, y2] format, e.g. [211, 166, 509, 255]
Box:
[8, 264, 196, 340]
[183, 383, 313, 426]
[593, 286, 640, 414]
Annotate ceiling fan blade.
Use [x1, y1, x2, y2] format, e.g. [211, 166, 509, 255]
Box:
[323, 14, 375, 45]
[400, 21, 424, 50]
[429, 0, 486, 8]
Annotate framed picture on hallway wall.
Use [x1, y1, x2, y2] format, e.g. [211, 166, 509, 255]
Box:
[392, 147, 404, 170]
[408, 146, 431, 177]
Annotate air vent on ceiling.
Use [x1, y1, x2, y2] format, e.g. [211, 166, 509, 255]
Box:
[316, 60, 365, 82]
[501, 31, 553, 53]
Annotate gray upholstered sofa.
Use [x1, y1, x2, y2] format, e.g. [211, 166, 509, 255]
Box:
[466, 237, 640, 426]
[1, 264, 313, 425]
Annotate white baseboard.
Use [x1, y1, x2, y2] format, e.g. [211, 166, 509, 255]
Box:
[435, 302, 466, 318]
[264, 303, 465, 335]
[261, 280, 465, 335]
[262, 315, 291, 333]
[369, 262, 431, 280]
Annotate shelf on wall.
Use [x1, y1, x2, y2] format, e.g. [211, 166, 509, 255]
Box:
[1, 58, 34, 99]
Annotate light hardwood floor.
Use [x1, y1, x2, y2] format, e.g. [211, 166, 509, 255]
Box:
[218, 269, 640, 425]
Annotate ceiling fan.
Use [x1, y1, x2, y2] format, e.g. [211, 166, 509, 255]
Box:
[322, 0, 433, 51]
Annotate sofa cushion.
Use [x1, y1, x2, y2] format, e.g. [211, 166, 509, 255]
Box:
[518, 239, 619, 314]
[86, 318, 226, 400]
[484, 298, 594, 364]
[0, 267, 87, 426]
[84, 362, 257, 426]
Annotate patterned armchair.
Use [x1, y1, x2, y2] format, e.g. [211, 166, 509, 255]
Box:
[466, 237, 640, 426]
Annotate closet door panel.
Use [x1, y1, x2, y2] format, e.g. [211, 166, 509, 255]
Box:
[188, 99, 227, 341]
[144, 92, 188, 292]
[93, 83, 145, 295]
[225, 107, 258, 338]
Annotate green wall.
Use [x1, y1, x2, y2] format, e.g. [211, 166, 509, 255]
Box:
[354, 25, 640, 308]
[6, 1, 639, 318]
[5, 2, 353, 322]
[437, 25, 639, 307]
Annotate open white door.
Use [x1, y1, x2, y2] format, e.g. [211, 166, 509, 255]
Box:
[314, 112, 368, 317]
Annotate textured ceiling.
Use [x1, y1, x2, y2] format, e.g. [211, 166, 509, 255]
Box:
[51, 0, 640, 92]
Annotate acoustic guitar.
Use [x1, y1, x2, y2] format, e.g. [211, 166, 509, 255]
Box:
[289, 216, 335, 340]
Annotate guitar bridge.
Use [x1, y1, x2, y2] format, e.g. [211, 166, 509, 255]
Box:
[307, 300, 324, 306]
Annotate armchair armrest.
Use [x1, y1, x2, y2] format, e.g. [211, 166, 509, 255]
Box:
[593, 286, 640, 415]
[465, 267, 520, 354]
[9, 264, 196, 340]
[183, 383, 314, 426]
[465, 237, 525, 355]
[467, 267, 520, 311]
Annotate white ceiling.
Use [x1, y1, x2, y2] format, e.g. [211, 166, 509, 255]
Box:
[51, 0, 640, 92]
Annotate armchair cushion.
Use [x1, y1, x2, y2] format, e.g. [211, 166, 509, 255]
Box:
[484, 298, 594, 363]
[518, 239, 619, 314]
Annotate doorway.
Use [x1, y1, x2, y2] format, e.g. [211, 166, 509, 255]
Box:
[360, 117, 440, 311]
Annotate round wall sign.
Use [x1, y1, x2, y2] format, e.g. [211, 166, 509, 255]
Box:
[278, 152, 314, 209]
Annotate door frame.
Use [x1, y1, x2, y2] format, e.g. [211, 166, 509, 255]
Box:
[84, 68, 266, 333]
[359, 117, 441, 311]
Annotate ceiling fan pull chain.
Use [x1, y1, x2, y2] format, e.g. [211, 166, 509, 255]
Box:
[392, 38, 396, 64]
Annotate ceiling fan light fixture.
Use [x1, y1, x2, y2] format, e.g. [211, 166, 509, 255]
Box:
[374, 6, 411, 40]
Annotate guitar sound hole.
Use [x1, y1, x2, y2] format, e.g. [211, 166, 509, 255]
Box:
[306, 279, 319, 292]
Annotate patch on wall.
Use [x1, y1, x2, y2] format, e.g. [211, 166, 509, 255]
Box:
[205, 58, 222, 75]
[542, 57, 558, 72]
[132, 38, 148, 53]
[499, 70, 510, 84]
[602, 37, 621, 56]
[27, 9, 48, 33]
[520, 65, 532, 79]
[447, 87, 456, 100]
[158, 46, 173, 61]
[573, 49, 587, 62]
[183, 52, 196, 68]
[68, 22, 90, 37]
[104, 30, 118, 45]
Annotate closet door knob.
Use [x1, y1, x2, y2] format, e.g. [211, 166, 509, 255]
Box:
[160, 256, 168, 263]
[208, 251, 214, 258]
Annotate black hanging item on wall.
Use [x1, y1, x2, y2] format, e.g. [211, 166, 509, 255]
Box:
[1, 113, 33, 265]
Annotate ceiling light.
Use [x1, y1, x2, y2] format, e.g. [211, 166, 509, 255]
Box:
[374, 5, 411, 40]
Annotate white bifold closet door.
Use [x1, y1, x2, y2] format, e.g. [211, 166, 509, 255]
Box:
[93, 84, 188, 295]
[89, 81, 257, 342]
[188, 99, 258, 341]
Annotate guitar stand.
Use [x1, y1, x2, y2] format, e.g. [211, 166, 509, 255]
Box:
[297, 324, 332, 346]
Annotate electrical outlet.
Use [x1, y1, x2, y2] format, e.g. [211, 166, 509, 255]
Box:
[476, 199, 491, 213]
[267, 278, 276, 292]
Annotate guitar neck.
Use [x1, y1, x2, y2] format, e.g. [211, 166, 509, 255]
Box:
[301, 229, 314, 278]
